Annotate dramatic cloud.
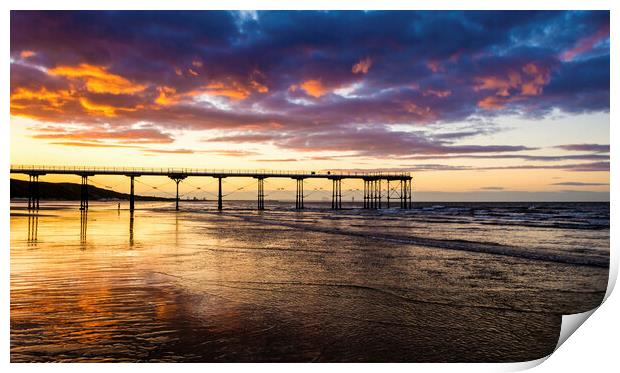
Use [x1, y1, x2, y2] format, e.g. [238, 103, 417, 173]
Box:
[10, 10, 609, 158]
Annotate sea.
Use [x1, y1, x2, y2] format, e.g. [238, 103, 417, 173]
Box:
[10, 200, 609, 362]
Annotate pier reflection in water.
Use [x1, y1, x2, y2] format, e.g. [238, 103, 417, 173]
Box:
[129, 211, 134, 247]
[80, 211, 88, 246]
[27, 213, 38, 246]
[10, 201, 609, 362]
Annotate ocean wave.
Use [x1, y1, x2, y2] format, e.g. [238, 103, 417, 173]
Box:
[215, 212, 609, 268]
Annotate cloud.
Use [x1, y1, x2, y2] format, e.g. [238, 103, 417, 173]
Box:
[561, 23, 610, 61]
[9, 11, 610, 159]
[20, 50, 35, 58]
[255, 158, 299, 162]
[141, 148, 195, 154]
[206, 127, 535, 157]
[352, 57, 372, 74]
[556, 143, 609, 153]
[48, 64, 146, 95]
[551, 181, 608, 186]
[400, 153, 609, 162]
[475, 62, 551, 109]
[290, 79, 330, 98]
[33, 126, 174, 144]
[49, 141, 141, 148]
[343, 161, 610, 173]
[410, 161, 610, 172]
[201, 150, 260, 157]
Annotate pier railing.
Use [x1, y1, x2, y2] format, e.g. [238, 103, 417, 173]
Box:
[10, 165, 410, 178]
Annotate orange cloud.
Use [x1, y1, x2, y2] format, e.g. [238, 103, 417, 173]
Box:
[520, 63, 547, 96]
[250, 79, 269, 93]
[155, 86, 181, 106]
[561, 24, 610, 61]
[198, 75, 269, 100]
[78, 97, 117, 117]
[203, 81, 250, 100]
[10, 87, 72, 111]
[352, 57, 372, 74]
[48, 64, 146, 95]
[290, 79, 329, 98]
[79, 97, 142, 117]
[477, 95, 507, 110]
[475, 63, 550, 109]
[20, 50, 35, 58]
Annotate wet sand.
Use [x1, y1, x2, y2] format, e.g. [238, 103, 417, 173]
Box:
[10, 201, 608, 362]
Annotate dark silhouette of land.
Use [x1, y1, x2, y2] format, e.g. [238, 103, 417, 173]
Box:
[10, 178, 171, 201]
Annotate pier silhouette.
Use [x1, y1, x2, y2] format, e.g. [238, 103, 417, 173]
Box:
[11, 165, 413, 211]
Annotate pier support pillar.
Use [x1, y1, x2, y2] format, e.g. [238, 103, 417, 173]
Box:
[34, 175, 40, 210]
[80, 175, 89, 211]
[387, 180, 390, 209]
[257, 177, 265, 210]
[175, 180, 180, 210]
[217, 177, 223, 211]
[363, 179, 370, 209]
[399, 178, 413, 209]
[129, 175, 135, 212]
[370, 179, 376, 209]
[331, 178, 342, 210]
[27, 174, 41, 211]
[168, 174, 187, 211]
[376, 179, 381, 208]
[368, 180, 372, 209]
[27, 175, 32, 210]
[25, 173, 44, 210]
[408, 177, 413, 209]
[400, 179, 405, 209]
[295, 178, 304, 209]
[362, 180, 366, 209]
[366, 180, 371, 209]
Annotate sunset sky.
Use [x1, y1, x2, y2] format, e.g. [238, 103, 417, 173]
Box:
[10, 11, 610, 201]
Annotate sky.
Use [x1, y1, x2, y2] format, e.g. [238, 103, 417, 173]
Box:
[10, 10, 610, 201]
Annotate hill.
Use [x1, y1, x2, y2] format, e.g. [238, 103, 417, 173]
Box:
[10, 178, 171, 201]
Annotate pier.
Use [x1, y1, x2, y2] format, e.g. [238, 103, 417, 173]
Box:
[10, 165, 413, 212]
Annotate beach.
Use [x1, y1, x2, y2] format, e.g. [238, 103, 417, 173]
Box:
[10, 201, 609, 362]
